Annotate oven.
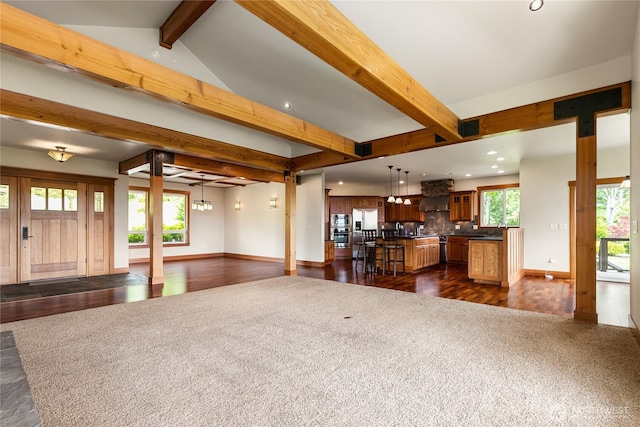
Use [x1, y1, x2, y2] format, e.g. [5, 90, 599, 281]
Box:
[438, 234, 447, 263]
[333, 229, 350, 248]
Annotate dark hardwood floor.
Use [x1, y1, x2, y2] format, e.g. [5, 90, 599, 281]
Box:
[0, 258, 630, 327]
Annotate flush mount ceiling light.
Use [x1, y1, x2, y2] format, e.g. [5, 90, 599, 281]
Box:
[529, 0, 544, 12]
[47, 146, 74, 162]
[404, 171, 411, 205]
[192, 175, 213, 211]
[395, 168, 403, 205]
[283, 101, 291, 109]
[387, 165, 395, 203]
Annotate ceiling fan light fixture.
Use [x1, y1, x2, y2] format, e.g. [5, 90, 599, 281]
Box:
[529, 0, 543, 12]
[47, 146, 74, 162]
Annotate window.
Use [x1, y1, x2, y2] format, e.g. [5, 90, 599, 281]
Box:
[94, 191, 104, 212]
[128, 187, 189, 246]
[0, 185, 8, 209]
[30, 187, 78, 211]
[479, 184, 520, 227]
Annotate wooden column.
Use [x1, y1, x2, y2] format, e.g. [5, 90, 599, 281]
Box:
[284, 171, 297, 276]
[574, 134, 597, 322]
[148, 174, 164, 287]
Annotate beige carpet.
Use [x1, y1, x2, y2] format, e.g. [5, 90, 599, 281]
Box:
[2, 277, 639, 426]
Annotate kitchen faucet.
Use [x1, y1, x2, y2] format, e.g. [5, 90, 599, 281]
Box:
[395, 222, 401, 231]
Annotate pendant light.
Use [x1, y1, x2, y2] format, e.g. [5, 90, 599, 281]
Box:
[404, 171, 411, 205]
[387, 165, 395, 203]
[191, 175, 213, 211]
[395, 168, 403, 204]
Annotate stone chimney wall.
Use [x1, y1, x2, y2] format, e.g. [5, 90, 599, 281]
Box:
[421, 179, 454, 197]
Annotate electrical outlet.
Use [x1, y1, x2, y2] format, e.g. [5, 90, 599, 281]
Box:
[455, 225, 461, 230]
[473, 225, 478, 230]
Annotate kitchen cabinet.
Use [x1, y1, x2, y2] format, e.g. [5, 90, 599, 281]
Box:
[468, 240, 501, 284]
[324, 240, 335, 265]
[447, 235, 469, 263]
[401, 236, 440, 272]
[329, 197, 352, 214]
[449, 191, 476, 221]
[384, 195, 424, 222]
[351, 197, 379, 208]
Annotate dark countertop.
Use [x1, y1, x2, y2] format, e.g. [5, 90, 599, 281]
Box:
[468, 236, 503, 241]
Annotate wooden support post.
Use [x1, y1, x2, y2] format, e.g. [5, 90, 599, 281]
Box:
[148, 154, 164, 288]
[574, 134, 597, 323]
[284, 172, 297, 276]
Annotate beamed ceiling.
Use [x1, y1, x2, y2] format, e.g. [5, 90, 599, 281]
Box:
[0, 0, 636, 188]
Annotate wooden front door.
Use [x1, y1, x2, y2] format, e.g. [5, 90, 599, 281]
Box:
[0, 176, 18, 284]
[19, 178, 87, 282]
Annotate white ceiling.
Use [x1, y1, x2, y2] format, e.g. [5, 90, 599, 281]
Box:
[1, 0, 637, 188]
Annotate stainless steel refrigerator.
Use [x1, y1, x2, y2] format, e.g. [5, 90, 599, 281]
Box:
[352, 208, 378, 258]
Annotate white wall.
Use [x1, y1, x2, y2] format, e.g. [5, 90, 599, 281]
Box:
[224, 182, 285, 258]
[521, 147, 631, 273]
[0, 145, 130, 269]
[630, 5, 640, 330]
[127, 178, 225, 260]
[222, 174, 325, 263]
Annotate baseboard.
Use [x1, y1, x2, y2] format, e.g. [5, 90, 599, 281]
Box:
[130, 253, 327, 268]
[524, 269, 572, 279]
[630, 316, 640, 347]
[111, 267, 130, 274]
[129, 253, 224, 264]
[223, 253, 284, 263]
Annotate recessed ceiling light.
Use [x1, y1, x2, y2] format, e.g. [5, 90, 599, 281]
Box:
[465, 173, 471, 177]
[299, 170, 305, 173]
[529, 0, 543, 12]
[338, 180, 343, 185]
[421, 173, 427, 176]
[399, 180, 405, 184]
[487, 151, 497, 155]
[283, 102, 291, 109]
[491, 165, 498, 169]
[497, 170, 505, 174]
[496, 157, 505, 161]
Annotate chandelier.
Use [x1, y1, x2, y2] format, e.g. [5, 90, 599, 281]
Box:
[191, 175, 213, 211]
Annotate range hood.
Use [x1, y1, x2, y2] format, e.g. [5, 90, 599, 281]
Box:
[419, 196, 450, 212]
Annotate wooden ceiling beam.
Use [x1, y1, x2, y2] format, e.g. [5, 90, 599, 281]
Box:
[1, 90, 289, 172]
[0, 3, 358, 159]
[171, 153, 285, 183]
[159, 1, 216, 49]
[236, 0, 462, 142]
[292, 82, 632, 171]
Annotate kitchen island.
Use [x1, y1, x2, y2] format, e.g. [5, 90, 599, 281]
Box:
[468, 228, 524, 287]
[374, 235, 440, 273]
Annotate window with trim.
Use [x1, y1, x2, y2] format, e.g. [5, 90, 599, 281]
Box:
[128, 187, 189, 246]
[479, 184, 520, 227]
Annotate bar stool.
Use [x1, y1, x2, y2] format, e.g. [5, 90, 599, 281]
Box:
[381, 229, 405, 276]
[353, 233, 365, 270]
[362, 229, 380, 273]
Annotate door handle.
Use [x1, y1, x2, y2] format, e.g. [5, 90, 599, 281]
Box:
[22, 226, 33, 240]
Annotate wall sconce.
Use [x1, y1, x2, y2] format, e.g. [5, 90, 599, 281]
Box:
[48, 146, 74, 162]
[234, 201, 241, 211]
[269, 197, 278, 209]
[620, 176, 630, 188]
